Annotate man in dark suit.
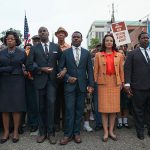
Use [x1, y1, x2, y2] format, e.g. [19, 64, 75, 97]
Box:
[124, 32, 150, 140]
[26, 27, 62, 144]
[59, 31, 94, 145]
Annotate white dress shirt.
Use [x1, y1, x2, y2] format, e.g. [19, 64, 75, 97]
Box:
[72, 46, 81, 62]
[41, 42, 50, 53]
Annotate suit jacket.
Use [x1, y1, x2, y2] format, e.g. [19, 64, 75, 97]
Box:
[59, 47, 94, 92]
[124, 48, 150, 90]
[94, 52, 124, 85]
[26, 42, 61, 89]
[0, 48, 26, 75]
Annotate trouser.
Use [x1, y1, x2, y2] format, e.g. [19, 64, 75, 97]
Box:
[132, 88, 150, 134]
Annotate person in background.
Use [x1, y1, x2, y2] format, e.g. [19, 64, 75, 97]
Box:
[0, 31, 26, 143]
[117, 47, 130, 129]
[83, 92, 93, 132]
[91, 44, 103, 131]
[55, 27, 70, 131]
[24, 43, 38, 132]
[31, 35, 41, 46]
[94, 34, 124, 142]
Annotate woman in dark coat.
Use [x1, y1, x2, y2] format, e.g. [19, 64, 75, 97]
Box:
[0, 31, 26, 143]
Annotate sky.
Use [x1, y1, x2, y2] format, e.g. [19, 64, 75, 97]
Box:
[0, 0, 150, 48]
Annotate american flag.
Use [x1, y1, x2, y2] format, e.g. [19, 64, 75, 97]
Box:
[24, 14, 31, 46]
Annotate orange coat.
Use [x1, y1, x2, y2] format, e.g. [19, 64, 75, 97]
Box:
[94, 52, 124, 85]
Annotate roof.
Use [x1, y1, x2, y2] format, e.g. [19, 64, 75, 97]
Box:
[92, 20, 146, 26]
[87, 20, 147, 37]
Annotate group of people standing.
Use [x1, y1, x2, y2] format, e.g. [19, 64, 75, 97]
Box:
[0, 26, 150, 146]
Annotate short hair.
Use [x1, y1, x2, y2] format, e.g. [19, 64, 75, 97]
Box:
[101, 34, 118, 52]
[72, 31, 82, 38]
[4, 31, 21, 46]
[138, 32, 148, 41]
[31, 35, 40, 39]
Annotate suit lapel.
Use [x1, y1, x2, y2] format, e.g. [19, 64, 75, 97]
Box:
[70, 48, 77, 67]
[49, 42, 53, 54]
[39, 43, 47, 60]
[78, 48, 84, 67]
[137, 48, 148, 64]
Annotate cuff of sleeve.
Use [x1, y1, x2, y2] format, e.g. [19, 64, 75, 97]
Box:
[124, 83, 130, 87]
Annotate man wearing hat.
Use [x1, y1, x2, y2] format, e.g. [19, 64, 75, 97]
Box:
[55, 27, 70, 132]
[55, 27, 70, 51]
[31, 35, 41, 46]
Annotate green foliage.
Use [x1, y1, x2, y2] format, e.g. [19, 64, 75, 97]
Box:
[0, 28, 23, 43]
[88, 38, 100, 50]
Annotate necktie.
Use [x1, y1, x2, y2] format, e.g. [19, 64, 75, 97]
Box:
[144, 50, 150, 63]
[75, 47, 80, 66]
[44, 43, 49, 56]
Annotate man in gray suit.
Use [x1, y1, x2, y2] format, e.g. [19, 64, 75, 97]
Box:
[59, 31, 94, 145]
[26, 27, 62, 144]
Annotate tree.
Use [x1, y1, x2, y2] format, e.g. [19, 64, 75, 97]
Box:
[88, 38, 100, 50]
[0, 28, 23, 43]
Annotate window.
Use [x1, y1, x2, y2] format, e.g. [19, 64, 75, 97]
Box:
[95, 32, 104, 42]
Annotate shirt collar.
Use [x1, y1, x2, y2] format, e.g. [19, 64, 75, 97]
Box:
[140, 47, 150, 51]
[72, 45, 81, 51]
[41, 42, 50, 47]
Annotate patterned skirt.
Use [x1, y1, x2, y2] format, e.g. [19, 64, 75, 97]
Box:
[98, 74, 120, 113]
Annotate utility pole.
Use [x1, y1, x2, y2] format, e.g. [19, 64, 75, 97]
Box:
[111, 3, 115, 23]
[106, 3, 115, 33]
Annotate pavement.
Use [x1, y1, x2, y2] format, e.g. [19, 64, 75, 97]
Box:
[1, 118, 150, 150]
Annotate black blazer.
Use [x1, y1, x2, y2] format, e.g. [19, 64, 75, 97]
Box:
[0, 48, 26, 75]
[26, 42, 61, 89]
[124, 48, 150, 90]
[59, 47, 94, 92]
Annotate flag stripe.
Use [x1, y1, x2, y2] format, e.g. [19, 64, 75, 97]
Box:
[24, 14, 30, 46]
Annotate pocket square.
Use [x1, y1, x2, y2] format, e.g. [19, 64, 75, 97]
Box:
[53, 51, 58, 53]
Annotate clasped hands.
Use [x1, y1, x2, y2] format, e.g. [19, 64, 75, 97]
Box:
[40, 67, 53, 73]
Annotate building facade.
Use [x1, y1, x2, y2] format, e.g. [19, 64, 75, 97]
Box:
[87, 20, 147, 49]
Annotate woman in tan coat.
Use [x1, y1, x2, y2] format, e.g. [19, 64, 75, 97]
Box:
[94, 34, 124, 142]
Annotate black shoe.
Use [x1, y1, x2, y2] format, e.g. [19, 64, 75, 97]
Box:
[102, 136, 108, 142]
[94, 126, 103, 131]
[123, 123, 130, 129]
[137, 134, 144, 140]
[30, 126, 38, 132]
[117, 123, 123, 129]
[0, 136, 9, 144]
[109, 135, 118, 141]
[12, 138, 19, 143]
